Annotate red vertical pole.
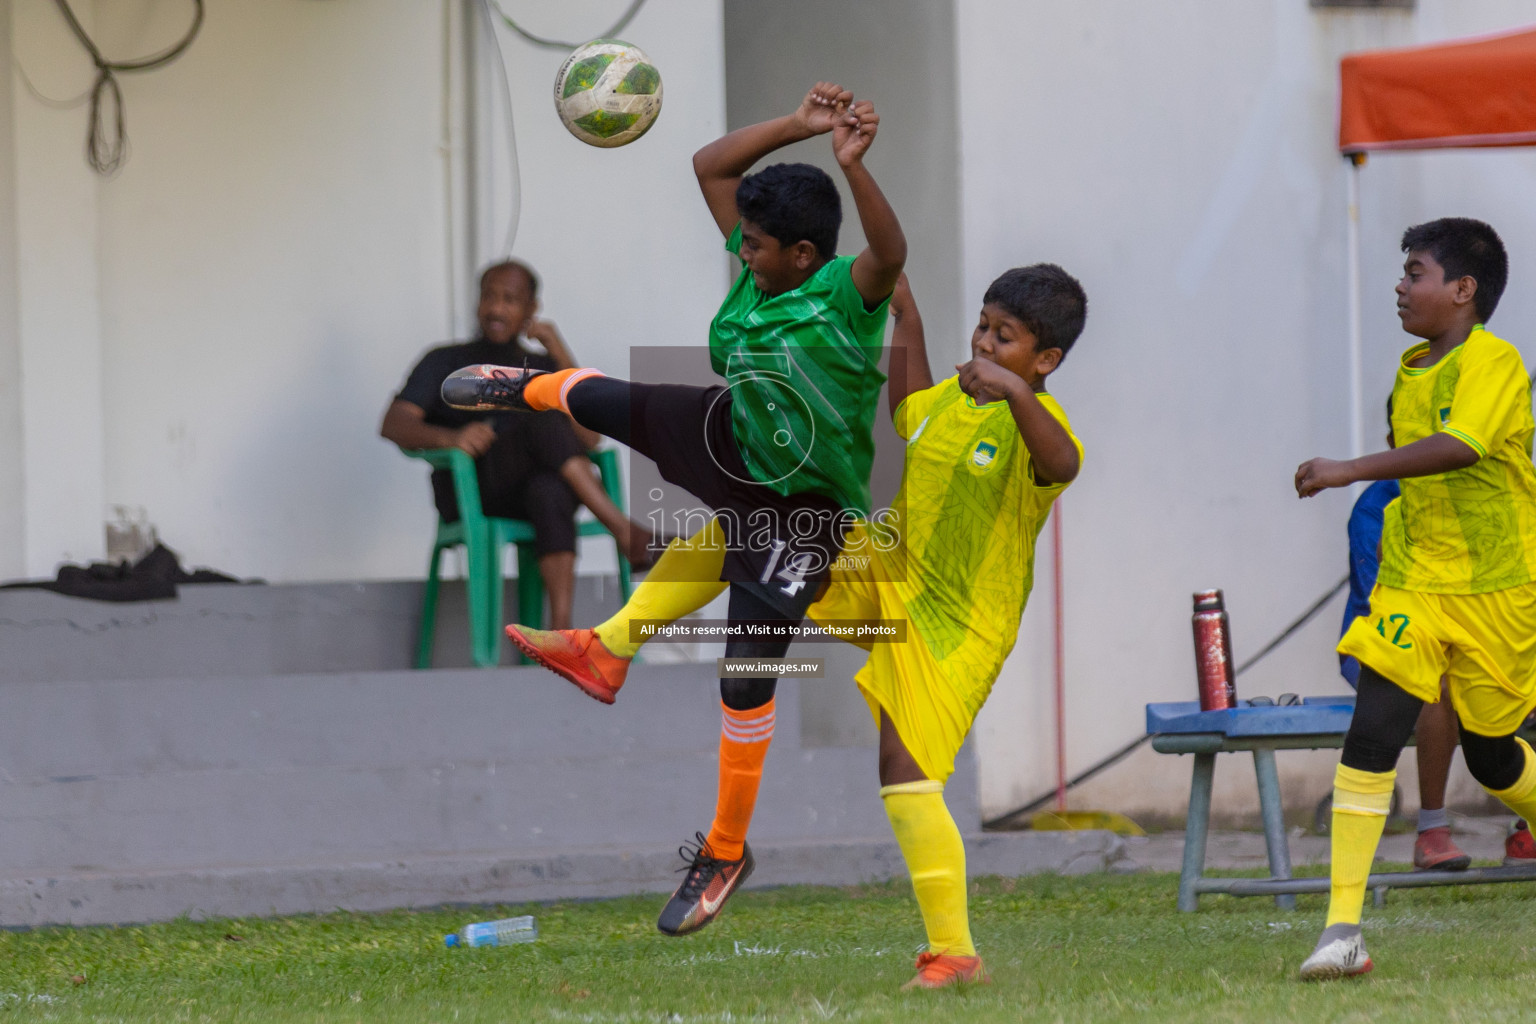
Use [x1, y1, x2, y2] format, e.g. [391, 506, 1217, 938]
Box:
[1052, 500, 1067, 813]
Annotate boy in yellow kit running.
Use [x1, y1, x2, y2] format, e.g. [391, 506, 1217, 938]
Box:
[513, 268, 1088, 989]
[1294, 217, 1536, 980]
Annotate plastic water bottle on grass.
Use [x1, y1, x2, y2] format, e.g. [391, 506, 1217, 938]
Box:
[444, 915, 537, 947]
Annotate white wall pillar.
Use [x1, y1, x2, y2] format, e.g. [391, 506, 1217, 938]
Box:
[11, 0, 106, 574]
[0, 5, 25, 579]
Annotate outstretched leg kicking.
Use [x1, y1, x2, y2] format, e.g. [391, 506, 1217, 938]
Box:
[507, 519, 727, 703]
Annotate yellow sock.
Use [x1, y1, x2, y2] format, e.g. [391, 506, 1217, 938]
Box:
[1325, 763, 1396, 927]
[882, 780, 975, 957]
[594, 520, 728, 658]
[1484, 737, 1536, 821]
[521, 367, 604, 413]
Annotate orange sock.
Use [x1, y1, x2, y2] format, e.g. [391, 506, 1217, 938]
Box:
[704, 700, 775, 861]
[521, 367, 604, 413]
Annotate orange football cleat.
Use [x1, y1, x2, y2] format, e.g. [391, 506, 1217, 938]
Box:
[1413, 826, 1471, 871]
[505, 626, 630, 704]
[1505, 820, 1535, 865]
[901, 952, 990, 990]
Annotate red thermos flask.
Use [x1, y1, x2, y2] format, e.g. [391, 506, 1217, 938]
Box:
[1192, 589, 1237, 711]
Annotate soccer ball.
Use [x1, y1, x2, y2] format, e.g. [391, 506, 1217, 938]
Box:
[553, 39, 663, 148]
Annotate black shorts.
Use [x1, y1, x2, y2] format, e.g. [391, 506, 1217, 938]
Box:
[633, 384, 853, 622]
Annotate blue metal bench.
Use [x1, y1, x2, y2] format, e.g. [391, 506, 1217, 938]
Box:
[1147, 696, 1536, 911]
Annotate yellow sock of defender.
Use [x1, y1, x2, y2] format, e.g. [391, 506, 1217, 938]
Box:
[521, 367, 604, 413]
[882, 780, 975, 957]
[704, 699, 775, 861]
[1325, 763, 1396, 927]
[1485, 737, 1536, 822]
[593, 521, 728, 658]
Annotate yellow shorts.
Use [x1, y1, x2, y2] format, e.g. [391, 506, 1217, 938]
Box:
[1337, 581, 1536, 736]
[807, 538, 1000, 783]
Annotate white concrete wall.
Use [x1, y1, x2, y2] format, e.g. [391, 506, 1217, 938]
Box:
[2, 0, 725, 582]
[10, 0, 1536, 822]
[9, 0, 108, 575]
[961, 0, 1536, 820]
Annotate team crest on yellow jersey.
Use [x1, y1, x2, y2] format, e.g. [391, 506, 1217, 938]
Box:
[968, 438, 1001, 474]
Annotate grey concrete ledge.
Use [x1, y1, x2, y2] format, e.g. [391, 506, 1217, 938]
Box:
[1, 831, 1127, 929]
[0, 577, 632, 679]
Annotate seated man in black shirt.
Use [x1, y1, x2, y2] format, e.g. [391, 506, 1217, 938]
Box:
[381, 260, 653, 629]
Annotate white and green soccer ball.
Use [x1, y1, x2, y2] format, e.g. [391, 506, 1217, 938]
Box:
[553, 39, 663, 148]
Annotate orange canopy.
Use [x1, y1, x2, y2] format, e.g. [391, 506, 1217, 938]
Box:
[1339, 25, 1536, 153]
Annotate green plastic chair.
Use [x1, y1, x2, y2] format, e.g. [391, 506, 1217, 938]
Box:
[405, 446, 633, 668]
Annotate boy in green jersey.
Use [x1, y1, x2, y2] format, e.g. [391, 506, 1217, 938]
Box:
[1294, 218, 1536, 980]
[446, 82, 905, 936]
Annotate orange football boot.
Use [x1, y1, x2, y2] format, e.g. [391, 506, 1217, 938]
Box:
[505, 626, 630, 704]
[901, 952, 990, 991]
[1505, 820, 1535, 865]
[1413, 826, 1471, 871]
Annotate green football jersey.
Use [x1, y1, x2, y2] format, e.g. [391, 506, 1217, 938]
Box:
[708, 223, 889, 515]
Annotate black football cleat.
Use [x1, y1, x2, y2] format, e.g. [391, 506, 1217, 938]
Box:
[656, 833, 754, 936]
[440, 362, 545, 412]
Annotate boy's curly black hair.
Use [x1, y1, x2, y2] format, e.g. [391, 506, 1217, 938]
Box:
[1400, 217, 1508, 322]
[983, 264, 1088, 357]
[735, 163, 841, 260]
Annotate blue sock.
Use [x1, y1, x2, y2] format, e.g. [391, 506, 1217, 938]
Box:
[1417, 806, 1449, 833]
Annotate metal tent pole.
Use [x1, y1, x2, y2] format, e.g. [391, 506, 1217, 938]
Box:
[1346, 153, 1367, 460]
[1052, 501, 1067, 812]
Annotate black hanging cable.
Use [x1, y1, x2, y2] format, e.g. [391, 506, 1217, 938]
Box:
[489, 0, 648, 50]
[982, 574, 1352, 830]
[1233, 574, 1350, 677]
[49, 0, 205, 175]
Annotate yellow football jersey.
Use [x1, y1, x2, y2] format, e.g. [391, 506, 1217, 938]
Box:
[880, 376, 1079, 669]
[810, 376, 1081, 779]
[1379, 327, 1536, 594]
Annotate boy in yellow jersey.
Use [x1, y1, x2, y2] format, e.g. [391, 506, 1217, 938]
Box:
[1294, 217, 1535, 980]
[809, 266, 1085, 989]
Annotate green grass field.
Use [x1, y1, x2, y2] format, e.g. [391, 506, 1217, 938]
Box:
[5, 868, 1536, 1023]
